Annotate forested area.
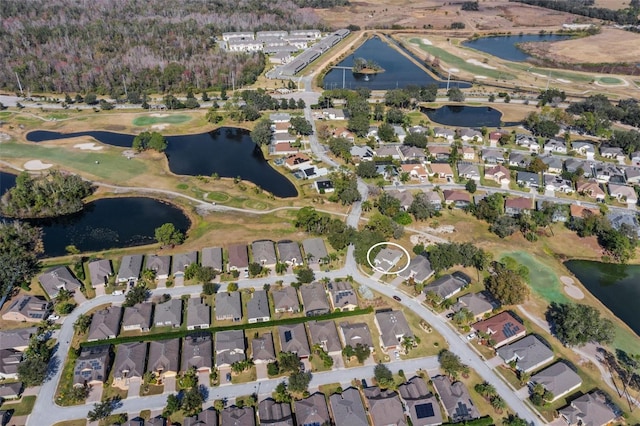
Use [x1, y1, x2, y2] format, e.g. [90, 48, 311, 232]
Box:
[0, 0, 323, 94]
[0, 171, 93, 218]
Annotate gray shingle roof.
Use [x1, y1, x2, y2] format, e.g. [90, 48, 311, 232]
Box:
[122, 303, 153, 332]
[113, 342, 147, 380]
[215, 292, 242, 321]
[399, 377, 443, 426]
[117, 255, 143, 282]
[299, 282, 330, 316]
[215, 330, 246, 367]
[302, 238, 328, 264]
[340, 322, 373, 349]
[497, 335, 554, 373]
[272, 286, 299, 312]
[186, 298, 210, 329]
[38, 266, 82, 298]
[222, 406, 255, 426]
[146, 255, 171, 278]
[294, 393, 331, 426]
[88, 259, 112, 287]
[276, 241, 303, 265]
[278, 323, 310, 357]
[172, 251, 198, 275]
[425, 274, 465, 300]
[252, 240, 277, 265]
[147, 338, 180, 376]
[307, 320, 341, 353]
[201, 247, 223, 271]
[432, 375, 480, 423]
[531, 362, 582, 400]
[247, 290, 270, 322]
[73, 345, 110, 386]
[363, 387, 407, 426]
[559, 391, 617, 426]
[181, 334, 213, 372]
[251, 333, 276, 363]
[184, 407, 218, 426]
[398, 255, 434, 283]
[228, 244, 249, 270]
[329, 387, 368, 426]
[453, 292, 494, 318]
[154, 299, 182, 328]
[375, 310, 413, 349]
[327, 281, 358, 310]
[0, 327, 36, 351]
[88, 306, 122, 341]
[258, 399, 293, 426]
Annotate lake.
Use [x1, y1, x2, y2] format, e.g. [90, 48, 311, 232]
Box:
[462, 34, 572, 62]
[323, 36, 470, 90]
[423, 105, 503, 127]
[1, 171, 191, 257]
[26, 127, 298, 198]
[565, 260, 640, 336]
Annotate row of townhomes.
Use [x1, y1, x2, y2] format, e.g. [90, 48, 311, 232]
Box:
[220, 29, 322, 53]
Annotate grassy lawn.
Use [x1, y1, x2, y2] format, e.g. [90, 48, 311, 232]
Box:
[500, 251, 569, 304]
[598, 76, 623, 84]
[0, 142, 147, 183]
[55, 348, 84, 406]
[0, 395, 37, 416]
[318, 383, 343, 397]
[504, 62, 594, 83]
[231, 366, 257, 384]
[132, 114, 192, 126]
[53, 420, 87, 426]
[140, 384, 164, 397]
[101, 384, 128, 402]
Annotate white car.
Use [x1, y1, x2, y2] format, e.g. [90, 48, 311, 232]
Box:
[393, 350, 400, 360]
[47, 314, 60, 321]
[466, 332, 476, 341]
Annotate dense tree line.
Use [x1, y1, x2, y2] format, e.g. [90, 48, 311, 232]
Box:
[132, 131, 167, 152]
[426, 242, 490, 273]
[0, 171, 93, 219]
[547, 302, 615, 346]
[0, 221, 43, 295]
[484, 261, 529, 305]
[18, 322, 54, 387]
[0, 0, 321, 94]
[568, 211, 637, 262]
[510, 0, 640, 25]
[568, 95, 640, 134]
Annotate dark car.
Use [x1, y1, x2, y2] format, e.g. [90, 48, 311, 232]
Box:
[393, 295, 402, 302]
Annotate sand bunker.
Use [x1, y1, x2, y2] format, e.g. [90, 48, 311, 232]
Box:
[0, 132, 11, 142]
[556, 78, 571, 83]
[150, 113, 169, 117]
[560, 276, 585, 300]
[474, 75, 488, 79]
[466, 59, 496, 70]
[151, 124, 169, 130]
[73, 142, 103, 151]
[24, 160, 53, 170]
[421, 38, 432, 45]
[532, 72, 546, 78]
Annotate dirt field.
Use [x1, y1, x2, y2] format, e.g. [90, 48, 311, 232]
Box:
[593, 0, 631, 9]
[521, 28, 640, 64]
[315, 0, 592, 31]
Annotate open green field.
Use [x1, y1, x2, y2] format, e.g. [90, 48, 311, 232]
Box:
[408, 38, 516, 80]
[132, 114, 192, 126]
[501, 251, 568, 304]
[0, 395, 36, 416]
[598, 76, 623, 85]
[1, 142, 147, 182]
[504, 62, 594, 83]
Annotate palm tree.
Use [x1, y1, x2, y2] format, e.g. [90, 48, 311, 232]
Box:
[400, 172, 410, 183]
[361, 200, 372, 212]
[490, 395, 506, 412]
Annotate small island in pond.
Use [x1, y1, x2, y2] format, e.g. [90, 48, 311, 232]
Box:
[0, 171, 94, 219]
[352, 57, 384, 74]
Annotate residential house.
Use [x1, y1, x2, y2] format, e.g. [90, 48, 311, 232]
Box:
[398, 145, 426, 162]
[272, 121, 291, 134]
[252, 240, 277, 268]
[0, 382, 23, 401]
[572, 141, 596, 160]
[373, 247, 403, 272]
[458, 128, 482, 143]
[295, 393, 331, 426]
[481, 148, 504, 164]
[559, 391, 617, 426]
[544, 138, 567, 154]
[421, 191, 442, 210]
[327, 281, 358, 311]
[594, 163, 625, 183]
[515, 134, 540, 152]
[184, 408, 218, 426]
[531, 362, 583, 401]
[505, 197, 532, 217]
[270, 113, 290, 123]
[2, 296, 50, 323]
[489, 131, 505, 147]
[122, 303, 153, 332]
[222, 406, 255, 426]
[154, 299, 182, 328]
[272, 286, 300, 313]
[462, 146, 476, 160]
[323, 108, 346, 120]
[252, 333, 276, 364]
[544, 174, 574, 193]
[146, 255, 171, 280]
[540, 154, 564, 175]
[201, 247, 224, 272]
[117, 255, 143, 283]
[227, 244, 249, 271]
[401, 164, 429, 180]
[215, 292, 242, 322]
[428, 163, 454, 179]
[386, 189, 415, 211]
[147, 339, 180, 382]
[399, 377, 444, 426]
[484, 165, 511, 185]
[113, 342, 147, 386]
[247, 290, 270, 323]
[88, 259, 113, 288]
[307, 320, 342, 355]
[537, 201, 569, 223]
[398, 254, 434, 283]
[442, 190, 470, 208]
[496, 335, 554, 373]
[172, 251, 198, 277]
[375, 310, 414, 352]
[409, 125, 428, 135]
[215, 330, 246, 367]
[73, 345, 111, 387]
[457, 162, 481, 182]
[608, 183, 638, 205]
[608, 211, 640, 237]
[302, 238, 328, 265]
[278, 323, 310, 358]
[285, 153, 312, 171]
[433, 127, 455, 142]
[472, 311, 526, 348]
[432, 375, 480, 423]
[425, 274, 467, 301]
[315, 180, 335, 193]
[625, 166, 640, 184]
[329, 387, 368, 426]
[509, 152, 531, 168]
[564, 158, 591, 177]
[0, 328, 36, 352]
[0, 350, 21, 380]
[181, 334, 213, 373]
[186, 298, 211, 330]
[577, 180, 606, 201]
[632, 151, 640, 167]
[600, 146, 625, 162]
[258, 399, 294, 426]
[299, 282, 331, 316]
[376, 145, 401, 160]
[277, 241, 303, 266]
[453, 292, 494, 320]
[363, 387, 407, 426]
[339, 322, 374, 351]
[570, 204, 600, 219]
[516, 171, 540, 188]
[273, 133, 296, 145]
[38, 266, 82, 299]
[428, 146, 451, 161]
[393, 125, 407, 143]
[87, 306, 122, 341]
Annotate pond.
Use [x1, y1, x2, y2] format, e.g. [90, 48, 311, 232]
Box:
[422, 105, 504, 127]
[26, 127, 298, 198]
[462, 34, 572, 62]
[1, 171, 191, 257]
[565, 260, 640, 336]
[323, 36, 470, 90]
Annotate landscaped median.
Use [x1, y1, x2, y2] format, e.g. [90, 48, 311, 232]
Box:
[80, 306, 374, 348]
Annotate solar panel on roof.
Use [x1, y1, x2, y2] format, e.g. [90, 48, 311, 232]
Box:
[284, 331, 292, 342]
[455, 402, 469, 417]
[415, 403, 435, 419]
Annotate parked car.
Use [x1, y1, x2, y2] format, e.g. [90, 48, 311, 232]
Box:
[446, 312, 454, 319]
[466, 332, 476, 341]
[226, 373, 232, 382]
[393, 350, 400, 360]
[393, 295, 402, 302]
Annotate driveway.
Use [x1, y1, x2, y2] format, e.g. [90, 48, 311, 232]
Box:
[94, 285, 106, 297]
[173, 275, 185, 287]
[486, 356, 503, 368]
[198, 371, 211, 387]
[256, 363, 269, 381]
[163, 376, 176, 393]
[219, 366, 232, 386]
[127, 378, 141, 398]
[86, 385, 103, 403]
[331, 354, 345, 370]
